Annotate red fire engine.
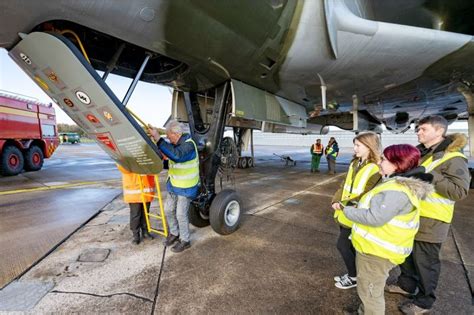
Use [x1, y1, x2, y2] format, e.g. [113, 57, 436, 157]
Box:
[0, 91, 59, 176]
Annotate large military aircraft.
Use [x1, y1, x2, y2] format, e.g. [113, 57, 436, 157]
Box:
[1, 0, 473, 234]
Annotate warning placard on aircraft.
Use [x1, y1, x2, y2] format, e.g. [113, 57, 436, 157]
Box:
[9, 32, 163, 174]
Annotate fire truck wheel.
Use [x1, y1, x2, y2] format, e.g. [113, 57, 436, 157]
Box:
[0, 145, 24, 176]
[24, 145, 44, 171]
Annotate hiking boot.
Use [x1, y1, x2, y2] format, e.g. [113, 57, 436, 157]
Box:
[132, 231, 141, 245]
[171, 240, 191, 253]
[385, 284, 419, 296]
[141, 227, 155, 240]
[335, 276, 357, 289]
[399, 302, 431, 314]
[334, 273, 349, 282]
[164, 234, 179, 247]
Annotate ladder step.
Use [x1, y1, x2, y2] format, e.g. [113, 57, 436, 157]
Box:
[148, 214, 163, 219]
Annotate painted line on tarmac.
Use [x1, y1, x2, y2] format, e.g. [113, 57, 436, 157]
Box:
[249, 173, 346, 215]
[0, 179, 120, 196]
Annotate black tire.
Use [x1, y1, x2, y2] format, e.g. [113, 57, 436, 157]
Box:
[188, 203, 210, 227]
[209, 189, 242, 235]
[240, 157, 248, 169]
[24, 145, 44, 171]
[0, 145, 24, 176]
[247, 157, 254, 168]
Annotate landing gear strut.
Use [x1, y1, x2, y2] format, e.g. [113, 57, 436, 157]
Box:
[184, 82, 242, 235]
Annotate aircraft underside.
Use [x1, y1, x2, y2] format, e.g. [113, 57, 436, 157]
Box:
[1, 0, 473, 134]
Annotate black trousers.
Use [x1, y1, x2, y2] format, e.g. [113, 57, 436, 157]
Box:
[337, 226, 357, 278]
[129, 202, 150, 232]
[397, 241, 442, 309]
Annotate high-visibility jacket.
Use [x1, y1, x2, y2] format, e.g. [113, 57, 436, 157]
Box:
[168, 138, 200, 189]
[312, 144, 323, 154]
[326, 145, 338, 158]
[334, 161, 380, 227]
[117, 165, 156, 203]
[351, 180, 420, 265]
[420, 151, 466, 223]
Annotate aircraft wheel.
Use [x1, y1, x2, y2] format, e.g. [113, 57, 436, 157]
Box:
[1, 145, 24, 176]
[240, 157, 248, 169]
[24, 145, 44, 171]
[188, 203, 210, 227]
[247, 157, 254, 168]
[209, 189, 242, 235]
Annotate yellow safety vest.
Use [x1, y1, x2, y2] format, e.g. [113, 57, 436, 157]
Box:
[419, 151, 466, 223]
[168, 138, 200, 188]
[334, 161, 380, 227]
[351, 180, 420, 265]
[326, 145, 338, 158]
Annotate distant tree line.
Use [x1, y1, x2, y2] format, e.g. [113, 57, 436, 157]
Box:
[56, 123, 164, 138]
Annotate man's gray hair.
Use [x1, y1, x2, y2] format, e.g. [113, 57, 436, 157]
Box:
[166, 120, 183, 134]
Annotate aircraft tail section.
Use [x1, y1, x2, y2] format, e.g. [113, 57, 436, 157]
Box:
[9, 32, 163, 174]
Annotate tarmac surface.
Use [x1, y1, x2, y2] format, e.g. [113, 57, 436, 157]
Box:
[0, 144, 473, 314]
[0, 144, 121, 289]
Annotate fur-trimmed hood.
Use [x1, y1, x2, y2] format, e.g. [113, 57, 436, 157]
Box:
[391, 176, 434, 200]
[445, 133, 467, 153]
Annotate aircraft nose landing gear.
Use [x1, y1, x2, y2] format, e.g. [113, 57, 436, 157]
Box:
[184, 81, 242, 235]
[209, 189, 242, 235]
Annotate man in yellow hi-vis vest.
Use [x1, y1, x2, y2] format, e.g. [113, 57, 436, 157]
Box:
[386, 116, 470, 314]
[149, 120, 200, 253]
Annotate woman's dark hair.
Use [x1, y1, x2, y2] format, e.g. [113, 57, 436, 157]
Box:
[383, 144, 420, 173]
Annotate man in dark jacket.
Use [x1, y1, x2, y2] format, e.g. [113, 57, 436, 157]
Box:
[149, 120, 200, 253]
[386, 115, 470, 314]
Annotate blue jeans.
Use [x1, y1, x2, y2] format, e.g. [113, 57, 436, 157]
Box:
[164, 191, 191, 242]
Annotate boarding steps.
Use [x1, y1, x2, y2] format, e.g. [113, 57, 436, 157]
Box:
[9, 31, 163, 174]
[139, 175, 168, 237]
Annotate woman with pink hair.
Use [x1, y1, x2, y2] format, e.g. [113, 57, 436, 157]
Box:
[340, 144, 433, 314]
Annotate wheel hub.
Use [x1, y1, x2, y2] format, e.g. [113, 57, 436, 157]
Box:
[224, 200, 240, 226]
[9, 155, 19, 167]
[33, 153, 40, 164]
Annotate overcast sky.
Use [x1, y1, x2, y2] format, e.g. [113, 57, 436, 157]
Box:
[0, 48, 171, 127]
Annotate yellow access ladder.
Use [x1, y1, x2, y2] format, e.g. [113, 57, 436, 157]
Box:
[138, 174, 168, 237]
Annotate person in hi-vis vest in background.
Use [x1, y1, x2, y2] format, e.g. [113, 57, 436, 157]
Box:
[310, 138, 324, 173]
[386, 115, 470, 315]
[342, 144, 433, 315]
[331, 131, 381, 290]
[149, 120, 200, 253]
[325, 137, 339, 174]
[117, 165, 156, 245]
